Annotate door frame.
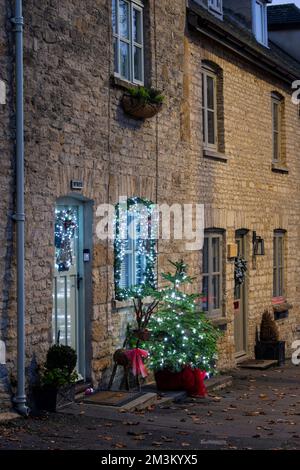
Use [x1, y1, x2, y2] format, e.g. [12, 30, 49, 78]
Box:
[54, 195, 93, 381]
[234, 229, 249, 359]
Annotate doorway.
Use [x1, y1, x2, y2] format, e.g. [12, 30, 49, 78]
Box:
[234, 230, 248, 358]
[52, 198, 88, 379]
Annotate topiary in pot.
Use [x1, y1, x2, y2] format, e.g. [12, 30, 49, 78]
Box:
[260, 310, 279, 342]
[45, 344, 77, 375]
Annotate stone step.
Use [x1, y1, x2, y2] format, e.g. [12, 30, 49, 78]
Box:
[119, 392, 158, 412]
[144, 375, 233, 408]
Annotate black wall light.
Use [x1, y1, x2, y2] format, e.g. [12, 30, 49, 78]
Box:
[253, 231, 265, 256]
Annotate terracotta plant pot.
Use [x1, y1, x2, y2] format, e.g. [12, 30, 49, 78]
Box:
[121, 94, 162, 120]
[155, 369, 184, 391]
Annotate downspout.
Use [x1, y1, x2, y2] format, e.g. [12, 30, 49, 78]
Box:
[12, 0, 28, 416]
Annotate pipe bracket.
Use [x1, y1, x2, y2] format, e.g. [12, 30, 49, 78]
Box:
[11, 16, 24, 32]
[12, 213, 25, 222]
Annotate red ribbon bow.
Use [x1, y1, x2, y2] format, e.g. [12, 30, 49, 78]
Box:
[124, 348, 149, 378]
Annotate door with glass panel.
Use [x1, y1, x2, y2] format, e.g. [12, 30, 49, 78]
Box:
[52, 200, 85, 378]
[202, 232, 223, 317]
[234, 232, 248, 357]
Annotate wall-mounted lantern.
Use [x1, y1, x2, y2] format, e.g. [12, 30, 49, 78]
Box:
[253, 231, 265, 256]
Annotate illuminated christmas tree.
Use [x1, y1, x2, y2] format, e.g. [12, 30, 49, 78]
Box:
[145, 260, 220, 376]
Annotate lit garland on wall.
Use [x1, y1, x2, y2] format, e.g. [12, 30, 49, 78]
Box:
[55, 209, 78, 272]
[114, 197, 157, 301]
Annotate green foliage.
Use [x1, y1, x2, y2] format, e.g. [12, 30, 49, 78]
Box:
[45, 344, 77, 375]
[128, 86, 165, 104]
[41, 367, 78, 388]
[143, 260, 221, 375]
[39, 344, 78, 389]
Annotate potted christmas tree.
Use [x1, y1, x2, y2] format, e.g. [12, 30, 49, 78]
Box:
[255, 310, 285, 366]
[145, 261, 220, 395]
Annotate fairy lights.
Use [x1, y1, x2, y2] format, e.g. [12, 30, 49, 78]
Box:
[114, 197, 157, 301]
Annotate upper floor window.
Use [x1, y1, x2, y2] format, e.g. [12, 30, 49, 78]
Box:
[208, 0, 223, 15]
[253, 0, 268, 46]
[202, 230, 223, 316]
[273, 230, 285, 298]
[112, 0, 144, 84]
[202, 66, 218, 150]
[114, 197, 156, 300]
[272, 93, 284, 164]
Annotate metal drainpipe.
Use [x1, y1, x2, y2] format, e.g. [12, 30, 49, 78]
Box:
[12, 0, 28, 416]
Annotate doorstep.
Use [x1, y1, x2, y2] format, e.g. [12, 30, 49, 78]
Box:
[237, 359, 278, 370]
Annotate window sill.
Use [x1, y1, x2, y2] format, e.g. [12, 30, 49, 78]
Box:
[203, 148, 228, 162]
[210, 317, 231, 331]
[272, 163, 289, 174]
[111, 75, 142, 92]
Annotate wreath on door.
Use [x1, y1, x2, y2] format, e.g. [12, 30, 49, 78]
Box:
[55, 209, 78, 272]
[234, 256, 248, 286]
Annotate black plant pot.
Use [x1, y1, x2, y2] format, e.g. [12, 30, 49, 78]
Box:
[32, 386, 58, 412]
[255, 341, 285, 366]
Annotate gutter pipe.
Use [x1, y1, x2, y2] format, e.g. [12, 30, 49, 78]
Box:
[12, 0, 28, 416]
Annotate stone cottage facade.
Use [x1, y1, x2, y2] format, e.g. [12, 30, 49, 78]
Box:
[0, 0, 300, 409]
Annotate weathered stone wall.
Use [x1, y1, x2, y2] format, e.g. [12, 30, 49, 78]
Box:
[188, 30, 300, 367]
[1, 0, 204, 389]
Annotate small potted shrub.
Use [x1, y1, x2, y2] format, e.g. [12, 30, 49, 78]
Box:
[255, 310, 285, 365]
[33, 344, 78, 412]
[121, 86, 164, 119]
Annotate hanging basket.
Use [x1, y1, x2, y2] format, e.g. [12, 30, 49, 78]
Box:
[121, 94, 163, 120]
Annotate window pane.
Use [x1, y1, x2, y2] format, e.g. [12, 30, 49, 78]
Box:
[273, 267, 277, 297]
[207, 111, 215, 145]
[207, 76, 215, 110]
[203, 237, 209, 274]
[119, 0, 130, 39]
[279, 268, 283, 296]
[273, 102, 279, 131]
[278, 236, 283, 266]
[120, 41, 130, 79]
[212, 274, 220, 309]
[134, 46, 143, 82]
[212, 237, 220, 272]
[133, 8, 142, 44]
[113, 37, 119, 74]
[202, 108, 206, 142]
[255, 2, 263, 43]
[202, 276, 209, 312]
[273, 132, 279, 162]
[112, 0, 117, 34]
[136, 253, 147, 284]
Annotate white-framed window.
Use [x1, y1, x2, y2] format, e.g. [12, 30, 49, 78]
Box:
[202, 66, 218, 149]
[272, 94, 283, 163]
[273, 230, 285, 298]
[202, 231, 223, 316]
[112, 0, 144, 84]
[208, 0, 223, 15]
[253, 0, 268, 46]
